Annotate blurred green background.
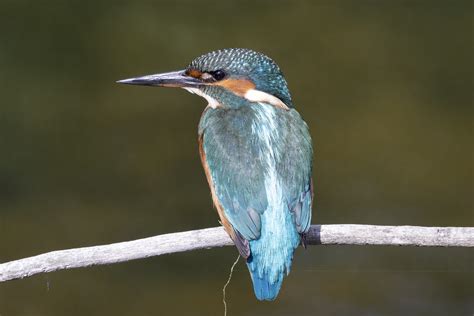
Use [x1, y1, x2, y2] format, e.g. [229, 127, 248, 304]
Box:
[0, 0, 472, 315]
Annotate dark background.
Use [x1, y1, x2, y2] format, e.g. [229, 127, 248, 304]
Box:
[0, 1, 472, 315]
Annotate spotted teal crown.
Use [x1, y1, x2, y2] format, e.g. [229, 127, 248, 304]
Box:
[188, 48, 294, 108]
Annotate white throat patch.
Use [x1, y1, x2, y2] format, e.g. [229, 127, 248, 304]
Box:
[183, 87, 220, 109]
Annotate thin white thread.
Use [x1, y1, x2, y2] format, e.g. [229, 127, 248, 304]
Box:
[223, 254, 240, 316]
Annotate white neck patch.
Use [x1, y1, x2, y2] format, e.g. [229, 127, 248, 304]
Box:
[183, 87, 220, 109]
[183, 87, 289, 110]
[244, 89, 289, 110]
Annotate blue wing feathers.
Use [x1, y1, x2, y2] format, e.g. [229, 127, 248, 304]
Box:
[289, 180, 313, 233]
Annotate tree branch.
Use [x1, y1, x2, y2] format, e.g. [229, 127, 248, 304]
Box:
[1, 224, 473, 283]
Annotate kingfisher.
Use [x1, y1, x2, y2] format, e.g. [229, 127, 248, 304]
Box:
[118, 48, 313, 301]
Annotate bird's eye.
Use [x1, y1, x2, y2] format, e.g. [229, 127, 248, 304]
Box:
[210, 70, 226, 81]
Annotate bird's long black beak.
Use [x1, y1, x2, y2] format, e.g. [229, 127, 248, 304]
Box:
[116, 70, 202, 88]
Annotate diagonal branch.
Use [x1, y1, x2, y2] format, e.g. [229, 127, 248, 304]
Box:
[1, 224, 473, 283]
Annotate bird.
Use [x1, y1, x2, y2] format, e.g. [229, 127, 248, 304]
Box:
[118, 48, 313, 301]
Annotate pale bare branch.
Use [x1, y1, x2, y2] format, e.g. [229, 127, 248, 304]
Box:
[1, 224, 473, 283]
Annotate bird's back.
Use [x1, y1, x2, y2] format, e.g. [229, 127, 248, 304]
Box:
[199, 102, 313, 300]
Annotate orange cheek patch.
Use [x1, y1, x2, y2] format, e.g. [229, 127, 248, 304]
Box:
[215, 78, 256, 97]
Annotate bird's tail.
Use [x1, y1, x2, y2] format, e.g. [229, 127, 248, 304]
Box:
[244, 202, 301, 301]
[247, 261, 283, 301]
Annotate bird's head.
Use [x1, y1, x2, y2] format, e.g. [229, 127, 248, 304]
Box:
[118, 48, 293, 109]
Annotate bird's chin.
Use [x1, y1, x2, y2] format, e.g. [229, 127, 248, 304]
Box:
[183, 87, 221, 109]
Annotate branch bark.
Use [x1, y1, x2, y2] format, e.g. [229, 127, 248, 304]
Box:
[1, 224, 473, 283]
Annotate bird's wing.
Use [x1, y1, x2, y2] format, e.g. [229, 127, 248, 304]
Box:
[278, 109, 313, 235]
[199, 108, 269, 258]
[287, 178, 313, 236]
[198, 134, 256, 258]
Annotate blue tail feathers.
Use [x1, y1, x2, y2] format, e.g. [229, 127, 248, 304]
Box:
[247, 262, 283, 301]
[244, 203, 301, 301]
